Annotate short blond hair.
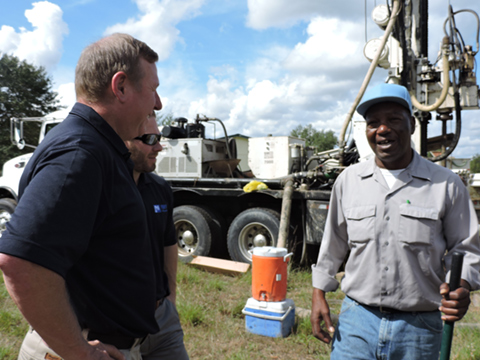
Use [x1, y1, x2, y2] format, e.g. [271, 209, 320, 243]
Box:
[75, 33, 158, 103]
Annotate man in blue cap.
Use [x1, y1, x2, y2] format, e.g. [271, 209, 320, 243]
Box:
[310, 83, 480, 359]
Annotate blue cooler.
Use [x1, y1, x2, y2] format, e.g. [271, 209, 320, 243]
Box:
[242, 297, 295, 338]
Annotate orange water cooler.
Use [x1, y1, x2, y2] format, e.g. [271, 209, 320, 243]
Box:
[251, 246, 292, 302]
[243, 246, 295, 338]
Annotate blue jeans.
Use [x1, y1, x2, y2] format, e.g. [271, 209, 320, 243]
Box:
[331, 296, 443, 360]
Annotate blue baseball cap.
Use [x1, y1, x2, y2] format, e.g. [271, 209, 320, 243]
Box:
[357, 83, 412, 117]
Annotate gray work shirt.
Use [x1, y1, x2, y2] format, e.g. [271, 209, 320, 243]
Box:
[312, 150, 480, 312]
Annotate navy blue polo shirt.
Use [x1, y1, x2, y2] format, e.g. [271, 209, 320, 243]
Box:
[0, 103, 159, 338]
[137, 172, 176, 300]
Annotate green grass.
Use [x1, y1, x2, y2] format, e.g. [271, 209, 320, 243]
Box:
[1, 264, 480, 359]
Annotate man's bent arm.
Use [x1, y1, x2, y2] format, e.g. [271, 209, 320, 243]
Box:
[0, 254, 124, 360]
[164, 245, 178, 305]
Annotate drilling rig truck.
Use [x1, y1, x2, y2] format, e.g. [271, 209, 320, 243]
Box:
[0, 1, 479, 266]
[155, 0, 480, 264]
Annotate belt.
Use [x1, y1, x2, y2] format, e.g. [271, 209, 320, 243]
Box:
[349, 296, 408, 314]
[361, 303, 405, 314]
[84, 330, 145, 350]
[361, 302, 436, 314]
[377, 305, 405, 314]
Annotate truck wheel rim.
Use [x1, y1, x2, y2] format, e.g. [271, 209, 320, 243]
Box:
[238, 222, 273, 260]
[175, 220, 198, 256]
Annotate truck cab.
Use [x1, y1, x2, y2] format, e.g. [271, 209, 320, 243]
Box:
[0, 110, 67, 236]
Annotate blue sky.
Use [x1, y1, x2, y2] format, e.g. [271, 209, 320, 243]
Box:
[1, 0, 479, 158]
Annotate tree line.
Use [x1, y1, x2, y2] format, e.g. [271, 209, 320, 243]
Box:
[0, 54, 61, 169]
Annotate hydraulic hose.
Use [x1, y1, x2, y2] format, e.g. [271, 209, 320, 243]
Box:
[429, 90, 462, 162]
[339, 0, 401, 165]
[197, 115, 233, 160]
[410, 37, 451, 112]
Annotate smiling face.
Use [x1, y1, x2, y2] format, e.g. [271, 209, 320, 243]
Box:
[365, 101, 416, 170]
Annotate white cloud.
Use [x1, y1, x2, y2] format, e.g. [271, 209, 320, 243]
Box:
[245, 46, 288, 85]
[0, 1, 68, 72]
[104, 0, 205, 61]
[246, 0, 323, 29]
[55, 82, 76, 109]
[189, 77, 243, 122]
[283, 17, 365, 75]
[246, 0, 364, 29]
[167, 12, 374, 140]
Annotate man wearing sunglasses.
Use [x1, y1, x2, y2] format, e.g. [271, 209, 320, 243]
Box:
[125, 113, 189, 360]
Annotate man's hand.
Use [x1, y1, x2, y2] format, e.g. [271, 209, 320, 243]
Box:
[81, 340, 126, 360]
[0, 255, 125, 360]
[439, 280, 471, 322]
[311, 288, 335, 344]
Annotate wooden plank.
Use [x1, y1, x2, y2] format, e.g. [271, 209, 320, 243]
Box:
[188, 256, 250, 276]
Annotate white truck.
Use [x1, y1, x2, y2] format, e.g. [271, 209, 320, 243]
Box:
[0, 110, 66, 235]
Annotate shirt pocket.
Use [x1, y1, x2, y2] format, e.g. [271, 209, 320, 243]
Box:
[344, 205, 376, 244]
[398, 204, 438, 245]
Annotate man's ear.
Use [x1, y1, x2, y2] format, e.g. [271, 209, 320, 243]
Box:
[410, 116, 416, 135]
[111, 72, 128, 102]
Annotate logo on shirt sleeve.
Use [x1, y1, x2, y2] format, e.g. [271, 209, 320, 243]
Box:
[154, 204, 168, 213]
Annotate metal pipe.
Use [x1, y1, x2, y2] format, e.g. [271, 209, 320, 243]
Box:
[338, 0, 401, 165]
[440, 252, 464, 360]
[300, 200, 307, 266]
[277, 176, 294, 249]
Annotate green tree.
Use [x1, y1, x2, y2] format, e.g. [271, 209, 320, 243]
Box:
[290, 124, 338, 151]
[0, 54, 61, 168]
[471, 154, 480, 173]
[156, 112, 176, 127]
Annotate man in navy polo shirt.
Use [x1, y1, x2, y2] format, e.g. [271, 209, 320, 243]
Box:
[0, 33, 162, 360]
[125, 113, 189, 360]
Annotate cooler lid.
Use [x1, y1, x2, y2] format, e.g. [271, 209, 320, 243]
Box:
[245, 297, 295, 312]
[252, 246, 287, 257]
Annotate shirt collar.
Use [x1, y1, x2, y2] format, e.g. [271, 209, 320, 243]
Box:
[358, 149, 431, 182]
[69, 102, 131, 160]
[137, 172, 153, 189]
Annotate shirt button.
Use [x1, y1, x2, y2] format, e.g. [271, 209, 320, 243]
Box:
[385, 242, 389, 246]
[385, 267, 389, 271]
[385, 216, 390, 221]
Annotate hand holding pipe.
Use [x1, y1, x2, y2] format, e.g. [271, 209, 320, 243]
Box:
[439, 252, 464, 360]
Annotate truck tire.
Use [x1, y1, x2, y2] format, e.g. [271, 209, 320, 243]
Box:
[0, 198, 17, 237]
[173, 205, 213, 263]
[196, 205, 229, 259]
[227, 208, 280, 264]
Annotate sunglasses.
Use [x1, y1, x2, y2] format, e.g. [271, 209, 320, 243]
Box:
[134, 133, 162, 146]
